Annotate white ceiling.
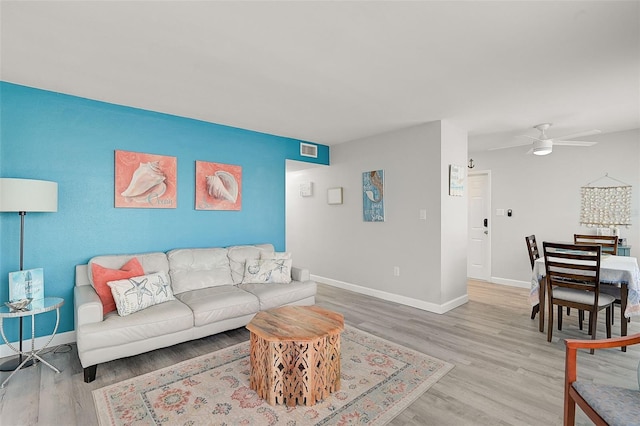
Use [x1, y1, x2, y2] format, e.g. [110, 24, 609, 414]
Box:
[1, 1, 638, 152]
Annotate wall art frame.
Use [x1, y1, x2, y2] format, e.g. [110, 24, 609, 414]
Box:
[327, 187, 343, 205]
[115, 150, 177, 208]
[449, 164, 464, 196]
[363, 170, 385, 222]
[195, 161, 242, 211]
[9, 267, 44, 302]
[300, 181, 313, 197]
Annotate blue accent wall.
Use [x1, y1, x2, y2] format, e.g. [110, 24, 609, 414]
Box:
[0, 82, 329, 342]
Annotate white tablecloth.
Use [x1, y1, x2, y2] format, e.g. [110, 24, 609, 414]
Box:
[529, 255, 640, 318]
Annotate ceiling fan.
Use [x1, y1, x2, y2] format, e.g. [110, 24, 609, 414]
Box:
[490, 123, 601, 155]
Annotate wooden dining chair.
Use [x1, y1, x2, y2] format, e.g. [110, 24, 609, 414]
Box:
[527, 235, 574, 323]
[574, 233, 624, 327]
[574, 234, 618, 255]
[543, 242, 615, 353]
[525, 235, 541, 319]
[564, 333, 640, 425]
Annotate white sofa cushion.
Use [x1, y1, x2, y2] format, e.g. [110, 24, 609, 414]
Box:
[227, 244, 274, 283]
[78, 299, 193, 352]
[167, 248, 233, 294]
[238, 281, 317, 310]
[175, 285, 260, 327]
[88, 252, 170, 287]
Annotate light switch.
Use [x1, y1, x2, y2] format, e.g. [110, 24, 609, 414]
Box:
[419, 209, 427, 220]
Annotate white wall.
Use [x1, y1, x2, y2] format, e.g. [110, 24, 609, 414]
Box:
[469, 128, 640, 286]
[286, 120, 468, 313]
[440, 121, 469, 302]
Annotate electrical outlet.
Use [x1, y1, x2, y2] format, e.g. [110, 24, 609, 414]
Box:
[393, 266, 400, 276]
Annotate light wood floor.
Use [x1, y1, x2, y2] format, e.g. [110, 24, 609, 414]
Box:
[1, 280, 639, 425]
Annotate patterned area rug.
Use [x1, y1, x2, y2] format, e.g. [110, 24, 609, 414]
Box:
[93, 325, 454, 425]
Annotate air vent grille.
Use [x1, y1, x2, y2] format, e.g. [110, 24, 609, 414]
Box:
[300, 143, 318, 158]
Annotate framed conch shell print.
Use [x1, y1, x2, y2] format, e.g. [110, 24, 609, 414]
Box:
[115, 150, 177, 208]
[195, 161, 242, 211]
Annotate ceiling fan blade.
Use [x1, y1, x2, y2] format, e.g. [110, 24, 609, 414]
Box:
[553, 140, 598, 147]
[487, 140, 534, 151]
[519, 134, 544, 142]
[525, 147, 533, 155]
[554, 129, 601, 140]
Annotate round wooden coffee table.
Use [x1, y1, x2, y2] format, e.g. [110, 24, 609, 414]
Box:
[246, 305, 344, 406]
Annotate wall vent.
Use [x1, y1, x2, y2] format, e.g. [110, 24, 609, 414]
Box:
[300, 143, 318, 158]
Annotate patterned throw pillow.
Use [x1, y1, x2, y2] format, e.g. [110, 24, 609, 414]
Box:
[107, 271, 175, 316]
[261, 251, 292, 261]
[227, 245, 272, 284]
[242, 257, 292, 284]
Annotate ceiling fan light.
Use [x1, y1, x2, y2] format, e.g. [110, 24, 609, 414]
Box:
[533, 139, 553, 156]
[533, 147, 552, 156]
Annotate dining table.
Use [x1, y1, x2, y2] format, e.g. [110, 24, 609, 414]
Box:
[529, 254, 640, 338]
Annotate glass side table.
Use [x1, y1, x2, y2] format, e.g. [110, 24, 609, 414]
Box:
[0, 297, 64, 388]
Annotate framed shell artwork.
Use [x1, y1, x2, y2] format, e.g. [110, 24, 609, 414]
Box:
[363, 169, 385, 222]
[195, 161, 242, 211]
[115, 150, 177, 208]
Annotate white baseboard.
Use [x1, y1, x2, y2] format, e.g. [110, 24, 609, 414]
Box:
[312, 275, 468, 314]
[490, 277, 531, 289]
[0, 330, 76, 359]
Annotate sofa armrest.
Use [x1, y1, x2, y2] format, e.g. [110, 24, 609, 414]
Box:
[74, 284, 104, 328]
[75, 264, 91, 286]
[291, 266, 310, 282]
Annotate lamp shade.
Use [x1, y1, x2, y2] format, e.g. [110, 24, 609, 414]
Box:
[0, 178, 58, 212]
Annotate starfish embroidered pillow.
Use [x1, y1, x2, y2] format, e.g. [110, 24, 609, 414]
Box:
[107, 271, 175, 316]
[242, 256, 292, 284]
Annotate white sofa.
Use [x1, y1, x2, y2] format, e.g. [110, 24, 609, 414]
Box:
[74, 244, 316, 382]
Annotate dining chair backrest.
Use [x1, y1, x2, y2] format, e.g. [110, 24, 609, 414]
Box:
[526, 234, 543, 320]
[543, 242, 614, 353]
[525, 235, 540, 269]
[543, 242, 601, 296]
[574, 234, 618, 255]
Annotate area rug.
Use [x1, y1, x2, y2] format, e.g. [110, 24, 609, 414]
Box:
[93, 325, 454, 425]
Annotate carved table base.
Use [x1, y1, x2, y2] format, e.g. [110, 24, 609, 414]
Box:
[247, 305, 344, 406]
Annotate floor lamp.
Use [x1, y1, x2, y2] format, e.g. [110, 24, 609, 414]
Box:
[0, 178, 58, 371]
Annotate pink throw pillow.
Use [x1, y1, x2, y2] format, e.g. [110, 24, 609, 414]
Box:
[91, 258, 144, 315]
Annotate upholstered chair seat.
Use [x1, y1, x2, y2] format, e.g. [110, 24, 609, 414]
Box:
[564, 333, 640, 425]
[572, 381, 640, 426]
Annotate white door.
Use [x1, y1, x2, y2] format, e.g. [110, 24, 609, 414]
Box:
[467, 172, 490, 280]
